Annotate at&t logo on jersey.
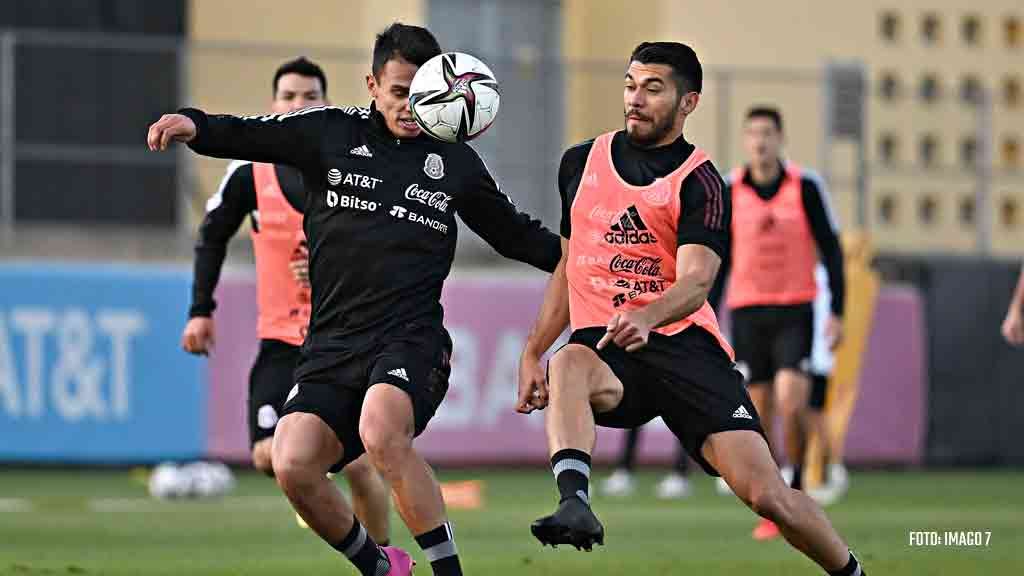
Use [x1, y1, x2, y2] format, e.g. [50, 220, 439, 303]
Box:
[326, 189, 378, 211]
[604, 205, 657, 245]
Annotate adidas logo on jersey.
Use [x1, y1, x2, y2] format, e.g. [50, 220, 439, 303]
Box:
[387, 368, 410, 382]
[349, 145, 373, 158]
[732, 405, 753, 420]
[604, 205, 657, 245]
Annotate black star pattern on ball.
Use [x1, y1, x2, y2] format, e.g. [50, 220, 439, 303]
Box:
[411, 53, 499, 140]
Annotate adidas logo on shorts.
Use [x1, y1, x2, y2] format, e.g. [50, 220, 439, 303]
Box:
[387, 368, 410, 382]
[349, 145, 373, 158]
[732, 405, 753, 420]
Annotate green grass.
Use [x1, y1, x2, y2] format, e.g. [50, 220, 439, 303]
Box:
[1, 467, 1022, 575]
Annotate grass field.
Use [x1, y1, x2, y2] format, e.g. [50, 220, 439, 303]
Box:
[1, 467, 1022, 575]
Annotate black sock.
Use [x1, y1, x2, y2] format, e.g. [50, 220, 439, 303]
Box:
[332, 519, 390, 576]
[791, 464, 803, 490]
[828, 551, 865, 576]
[551, 448, 591, 505]
[415, 522, 462, 576]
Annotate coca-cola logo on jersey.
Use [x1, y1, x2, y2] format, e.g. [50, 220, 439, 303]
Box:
[405, 184, 452, 213]
[609, 254, 663, 278]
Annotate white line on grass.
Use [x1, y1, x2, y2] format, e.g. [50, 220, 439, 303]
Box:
[0, 498, 33, 512]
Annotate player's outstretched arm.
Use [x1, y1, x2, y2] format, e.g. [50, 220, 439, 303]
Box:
[1002, 261, 1024, 346]
[147, 106, 330, 169]
[457, 151, 561, 273]
[517, 239, 570, 414]
[598, 244, 720, 352]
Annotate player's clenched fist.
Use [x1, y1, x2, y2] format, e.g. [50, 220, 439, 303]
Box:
[516, 350, 549, 414]
[147, 113, 197, 151]
[181, 316, 215, 356]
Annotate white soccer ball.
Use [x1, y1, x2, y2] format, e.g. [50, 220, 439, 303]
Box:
[182, 461, 236, 498]
[410, 52, 500, 143]
[148, 462, 190, 500]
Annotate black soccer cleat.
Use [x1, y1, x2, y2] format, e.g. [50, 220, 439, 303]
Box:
[531, 497, 605, 552]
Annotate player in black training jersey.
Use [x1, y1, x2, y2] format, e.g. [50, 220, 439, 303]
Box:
[149, 24, 559, 576]
[182, 57, 391, 543]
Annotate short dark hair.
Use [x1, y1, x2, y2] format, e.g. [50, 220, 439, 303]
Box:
[372, 22, 442, 78]
[746, 106, 783, 132]
[629, 42, 702, 95]
[273, 57, 328, 97]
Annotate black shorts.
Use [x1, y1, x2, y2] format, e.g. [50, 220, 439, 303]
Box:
[558, 326, 766, 476]
[730, 304, 814, 384]
[248, 339, 301, 447]
[808, 371, 829, 411]
[282, 322, 452, 472]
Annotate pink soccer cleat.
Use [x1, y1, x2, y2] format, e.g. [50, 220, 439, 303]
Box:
[382, 546, 416, 575]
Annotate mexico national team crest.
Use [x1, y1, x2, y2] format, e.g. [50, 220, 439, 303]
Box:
[424, 153, 445, 180]
[642, 178, 673, 207]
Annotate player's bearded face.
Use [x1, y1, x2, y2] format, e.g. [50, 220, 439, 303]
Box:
[743, 117, 783, 168]
[271, 73, 326, 115]
[367, 57, 422, 139]
[623, 62, 687, 147]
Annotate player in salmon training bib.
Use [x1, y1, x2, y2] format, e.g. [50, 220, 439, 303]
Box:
[516, 42, 867, 576]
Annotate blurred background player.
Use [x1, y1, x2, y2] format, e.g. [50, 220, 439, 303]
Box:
[600, 426, 693, 499]
[1002, 262, 1024, 346]
[180, 57, 390, 543]
[718, 106, 845, 540]
[805, 265, 850, 506]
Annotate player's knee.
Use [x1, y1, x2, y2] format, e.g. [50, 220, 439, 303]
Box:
[251, 442, 274, 477]
[747, 482, 791, 522]
[343, 456, 377, 486]
[359, 426, 411, 481]
[549, 345, 603, 394]
[271, 444, 317, 495]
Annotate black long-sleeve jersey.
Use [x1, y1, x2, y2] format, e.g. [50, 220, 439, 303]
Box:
[188, 161, 307, 318]
[707, 162, 845, 317]
[179, 103, 560, 350]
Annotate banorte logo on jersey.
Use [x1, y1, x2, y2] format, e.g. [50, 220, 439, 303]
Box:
[404, 184, 452, 213]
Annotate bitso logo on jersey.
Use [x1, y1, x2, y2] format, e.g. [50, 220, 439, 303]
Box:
[327, 168, 342, 186]
[604, 205, 657, 245]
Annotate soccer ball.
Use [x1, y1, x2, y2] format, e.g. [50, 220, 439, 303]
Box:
[410, 52, 500, 143]
[148, 462, 190, 499]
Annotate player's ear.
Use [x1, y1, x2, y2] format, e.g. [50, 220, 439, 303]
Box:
[366, 74, 377, 98]
[680, 91, 700, 116]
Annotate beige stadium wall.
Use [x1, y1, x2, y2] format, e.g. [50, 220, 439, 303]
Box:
[185, 0, 425, 219]
[562, 0, 1023, 254]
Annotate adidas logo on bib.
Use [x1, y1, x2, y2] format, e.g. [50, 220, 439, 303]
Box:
[732, 405, 753, 419]
[604, 205, 657, 245]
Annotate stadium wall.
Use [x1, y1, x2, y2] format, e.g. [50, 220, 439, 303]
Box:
[0, 263, 934, 467]
[876, 255, 1024, 466]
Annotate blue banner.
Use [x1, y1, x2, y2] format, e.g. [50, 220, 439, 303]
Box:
[0, 263, 205, 462]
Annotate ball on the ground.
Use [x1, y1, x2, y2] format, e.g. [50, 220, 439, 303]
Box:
[410, 52, 500, 143]
[148, 462, 189, 499]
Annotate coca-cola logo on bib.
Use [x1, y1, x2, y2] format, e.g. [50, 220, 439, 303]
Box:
[609, 254, 663, 278]
[404, 184, 452, 213]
